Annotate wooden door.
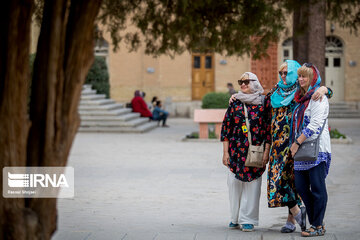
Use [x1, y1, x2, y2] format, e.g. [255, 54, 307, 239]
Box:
[192, 53, 215, 100]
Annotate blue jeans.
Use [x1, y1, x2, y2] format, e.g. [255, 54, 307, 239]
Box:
[154, 112, 168, 126]
[295, 162, 328, 227]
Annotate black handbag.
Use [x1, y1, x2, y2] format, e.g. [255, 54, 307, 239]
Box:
[294, 120, 327, 162]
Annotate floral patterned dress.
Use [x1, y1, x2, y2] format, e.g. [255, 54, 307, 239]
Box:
[220, 99, 271, 182]
[266, 97, 301, 208]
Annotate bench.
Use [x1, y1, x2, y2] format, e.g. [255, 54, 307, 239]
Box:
[193, 109, 227, 139]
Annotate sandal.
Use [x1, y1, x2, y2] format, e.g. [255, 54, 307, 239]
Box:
[281, 225, 296, 233]
[300, 206, 307, 231]
[301, 225, 325, 237]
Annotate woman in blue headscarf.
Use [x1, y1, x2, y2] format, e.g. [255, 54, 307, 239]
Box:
[265, 60, 332, 233]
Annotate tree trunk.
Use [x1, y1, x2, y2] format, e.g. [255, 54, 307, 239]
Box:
[307, 0, 326, 85]
[0, 1, 34, 239]
[293, 0, 326, 85]
[293, 2, 309, 65]
[1, 0, 102, 239]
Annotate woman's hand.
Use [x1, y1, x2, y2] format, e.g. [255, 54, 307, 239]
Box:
[229, 94, 237, 104]
[262, 149, 269, 167]
[262, 144, 270, 167]
[290, 143, 299, 157]
[312, 86, 327, 101]
[222, 152, 230, 167]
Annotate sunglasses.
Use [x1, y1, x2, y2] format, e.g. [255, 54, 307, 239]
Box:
[237, 79, 256, 85]
[304, 63, 313, 68]
[279, 71, 288, 76]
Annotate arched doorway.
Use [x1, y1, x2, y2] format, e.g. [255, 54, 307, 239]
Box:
[325, 36, 344, 101]
[281, 36, 345, 101]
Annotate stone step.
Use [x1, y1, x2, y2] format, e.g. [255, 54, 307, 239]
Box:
[78, 121, 158, 133]
[330, 108, 358, 112]
[81, 94, 106, 101]
[81, 89, 97, 95]
[78, 103, 124, 111]
[329, 101, 357, 106]
[78, 108, 132, 116]
[329, 113, 360, 118]
[79, 84, 157, 133]
[329, 110, 360, 114]
[80, 112, 140, 122]
[80, 117, 149, 127]
[83, 84, 92, 89]
[330, 104, 357, 108]
[80, 99, 116, 106]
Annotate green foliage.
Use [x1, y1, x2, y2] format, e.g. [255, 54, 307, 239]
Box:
[99, 0, 286, 58]
[202, 92, 230, 109]
[85, 56, 110, 98]
[186, 131, 199, 139]
[326, 0, 360, 34]
[330, 128, 347, 139]
[32, 1, 360, 59]
[208, 130, 217, 139]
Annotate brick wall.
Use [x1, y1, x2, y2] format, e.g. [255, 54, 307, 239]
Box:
[251, 43, 278, 93]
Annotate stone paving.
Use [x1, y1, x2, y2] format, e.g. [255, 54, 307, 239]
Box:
[52, 118, 360, 240]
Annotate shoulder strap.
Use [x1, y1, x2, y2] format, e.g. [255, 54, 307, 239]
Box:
[243, 104, 252, 145]
[315, 119, 327, 140]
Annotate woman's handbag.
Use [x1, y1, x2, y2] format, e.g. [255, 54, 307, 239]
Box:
[243, 104, 264, 168]
[294, 120, 327, 162]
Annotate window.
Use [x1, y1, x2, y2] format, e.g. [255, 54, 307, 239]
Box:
[325, 58, 328, 67]
[205, 56, 212, 69]
[284, 50, 289, 57]
[194, 56, 201, 68]
[325, 36, 343, 54]
[334, 58, 341, 67]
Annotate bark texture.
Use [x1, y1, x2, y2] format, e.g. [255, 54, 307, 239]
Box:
[293, 0, 326, 85]
[0, 0, 102, 239]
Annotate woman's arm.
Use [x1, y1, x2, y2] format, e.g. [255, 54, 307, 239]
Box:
[221, 105, 234, 167]
[220, 104, 234, 142]
[222, 141, 230, 167]
[262, 95, 272, 166]
[312, 86, 333, 101]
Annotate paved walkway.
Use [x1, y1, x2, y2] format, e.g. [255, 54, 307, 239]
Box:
[53, 118, 360, 240]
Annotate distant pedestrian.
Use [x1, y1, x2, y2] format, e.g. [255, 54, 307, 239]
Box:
[152, 100, 169, 127]
[151, 96, 158, 110]
[227, 83, 237, 95]
[131, 90, 153, 119]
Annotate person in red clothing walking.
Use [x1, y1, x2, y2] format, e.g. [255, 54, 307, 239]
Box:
[131, 90, 153, 119]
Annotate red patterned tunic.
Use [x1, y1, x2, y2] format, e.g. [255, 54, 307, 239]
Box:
[220, 97, 271, 182]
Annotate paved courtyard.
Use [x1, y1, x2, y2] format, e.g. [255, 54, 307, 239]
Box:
[53, 118, 360, 240]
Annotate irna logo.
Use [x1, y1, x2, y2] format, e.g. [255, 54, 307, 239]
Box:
[8, 172, 69, 188]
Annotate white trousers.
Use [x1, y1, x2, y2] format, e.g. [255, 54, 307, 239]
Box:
[227, 171, 262, 225]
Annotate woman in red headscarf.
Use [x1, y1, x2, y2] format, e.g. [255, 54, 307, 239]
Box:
[131, 90, 153, 118]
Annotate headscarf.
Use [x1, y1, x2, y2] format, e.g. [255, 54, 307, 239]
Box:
[290, 63, 322, 143]
[234, 72, 264, 105]
[134, 90, 141, 97]
[270, 60, 301, 108]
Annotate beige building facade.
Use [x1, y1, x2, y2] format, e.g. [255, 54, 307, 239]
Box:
[104, 21, 360, 112]
[30, 18, 360, 116]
